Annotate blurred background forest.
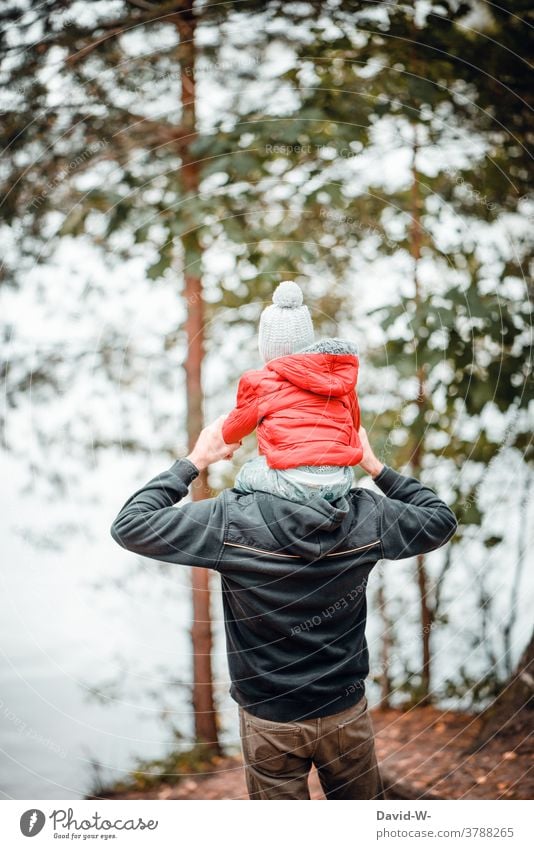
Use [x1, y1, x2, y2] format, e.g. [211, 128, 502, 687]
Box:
[0, 0, 532, 799]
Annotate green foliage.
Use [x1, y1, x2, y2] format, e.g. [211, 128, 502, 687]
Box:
[442, 667, 506, 710]
[88, 740, 222, 797]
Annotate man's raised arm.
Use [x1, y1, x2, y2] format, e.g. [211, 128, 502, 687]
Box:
[358, 426, 458, 561]
[109, 417, 240, 568]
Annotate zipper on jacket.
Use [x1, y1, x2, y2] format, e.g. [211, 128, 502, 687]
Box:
[325, 539, 381, 557]
[223, 541, 301, 559]
[223, 539, 381, 559]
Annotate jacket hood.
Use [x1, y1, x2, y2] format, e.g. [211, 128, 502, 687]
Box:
[266, 338, 359, 397]
[256, 491, 352, 562]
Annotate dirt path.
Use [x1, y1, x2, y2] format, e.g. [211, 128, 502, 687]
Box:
[97, 707, 533, 801]
[372, 706, 532, 800]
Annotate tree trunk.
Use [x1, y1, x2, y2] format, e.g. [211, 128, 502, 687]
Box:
[376, 569, 394, 708]
[415, 553, 432, 701]
[175, 3, 220, 753]
[410, 125, 433, 705]
[503, 470, 531, 677]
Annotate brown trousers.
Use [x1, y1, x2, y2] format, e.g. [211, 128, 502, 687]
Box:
[239, 696, 385, 800]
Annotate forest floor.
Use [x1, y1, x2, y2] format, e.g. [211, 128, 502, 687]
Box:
[96, 706, 533, 801]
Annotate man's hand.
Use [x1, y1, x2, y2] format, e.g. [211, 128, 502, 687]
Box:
[358, 426, 384, 479]
[186, 415, 241, 471]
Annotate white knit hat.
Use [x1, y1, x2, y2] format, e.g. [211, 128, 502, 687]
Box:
[258, 281, 315, 363]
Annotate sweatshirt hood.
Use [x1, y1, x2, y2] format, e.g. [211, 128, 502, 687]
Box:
[255, 491, 352, 563]
[266, 338, 359, 397]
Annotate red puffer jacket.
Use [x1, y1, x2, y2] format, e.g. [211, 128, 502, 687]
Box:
[222, 339, 363, 469]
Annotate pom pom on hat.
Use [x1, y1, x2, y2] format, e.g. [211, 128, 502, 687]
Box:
[272, 281, 304, 308]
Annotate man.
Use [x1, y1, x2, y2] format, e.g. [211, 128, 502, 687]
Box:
[110, 418, 457, 800]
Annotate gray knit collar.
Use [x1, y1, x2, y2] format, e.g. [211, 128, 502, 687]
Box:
[296, 337, 359, 356]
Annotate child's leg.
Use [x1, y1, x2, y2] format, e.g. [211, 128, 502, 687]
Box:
[315, 471, 354, 502]
[234, 455, 292, 499]
[279, 466, 354, 502]
[235, 456, 323, 501]
[235, 458, 353, 503]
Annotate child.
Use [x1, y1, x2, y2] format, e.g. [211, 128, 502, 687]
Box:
[222, 281, 363, 503]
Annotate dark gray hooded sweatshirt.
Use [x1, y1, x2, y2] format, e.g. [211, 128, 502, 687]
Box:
[110, 459, 457, 721]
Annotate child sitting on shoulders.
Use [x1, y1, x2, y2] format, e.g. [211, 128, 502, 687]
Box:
[222, 281, 362, 503]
